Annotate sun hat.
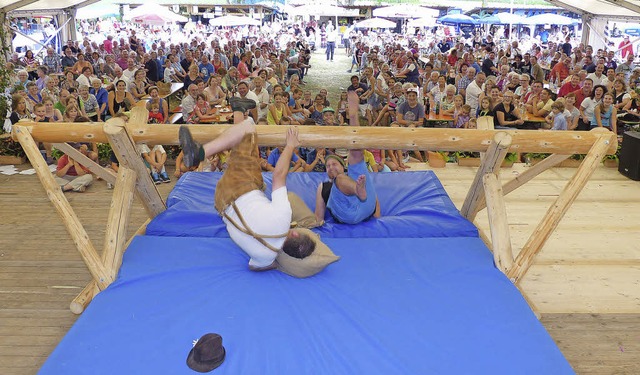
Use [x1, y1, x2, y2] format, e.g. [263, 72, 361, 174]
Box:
[186, 333, 226, 372]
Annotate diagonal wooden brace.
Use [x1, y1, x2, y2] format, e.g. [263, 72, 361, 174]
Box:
[461, 132, 512, 222]
[507, 132, 616, 282]
[12, 126, 111, 290]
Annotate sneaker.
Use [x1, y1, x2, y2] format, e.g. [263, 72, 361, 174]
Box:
[160, 171, 171, 183]
[229, 97, 256, 113]
[179, 125, 201, 168]
[346, 69, 352, 73]
[151, 172, 161, 185]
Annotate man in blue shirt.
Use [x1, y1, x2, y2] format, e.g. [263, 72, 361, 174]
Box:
[199, 55, 215, 83]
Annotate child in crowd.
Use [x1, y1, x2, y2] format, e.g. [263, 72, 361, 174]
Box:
[148, 102, 165, 124]
[454, 104, 472, 128]
[477, 97, 494, 118]
[187, 93, 215, 123]
[550, 101, 568, 130]
[139, 143, 170, 184]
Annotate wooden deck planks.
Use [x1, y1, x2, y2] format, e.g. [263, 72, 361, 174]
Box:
[1, 162, 639, 374]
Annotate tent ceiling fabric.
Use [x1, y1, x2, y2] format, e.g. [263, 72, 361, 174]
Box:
[3, 0, 640, 20]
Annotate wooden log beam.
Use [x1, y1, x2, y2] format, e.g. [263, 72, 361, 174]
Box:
[102, 166, 137, 280]
[53, 142, 116, 184]
[483, 173, 514, 273]
[19, 123, 618, 155]
[12, 126, 111, 290]
[461, 132, 512, 222]
[507, 131, 616, 282]
[103, 118, 166, 218]
[70, 281, 98, 315]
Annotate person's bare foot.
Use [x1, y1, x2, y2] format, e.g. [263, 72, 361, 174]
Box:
[355, 174, 367, 201]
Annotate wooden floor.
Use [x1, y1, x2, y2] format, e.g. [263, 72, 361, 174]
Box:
[0, 162, 638, 374]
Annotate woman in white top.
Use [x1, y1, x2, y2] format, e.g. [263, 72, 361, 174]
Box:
[579, 84, 606, 130]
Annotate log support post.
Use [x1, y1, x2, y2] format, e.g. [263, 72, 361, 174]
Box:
[461, 132, 512, 222]
[13, 126, 111, 290]
[483, 173, 514, 273]
[103, 118, 166, 218]
[507, 131, 616, 282]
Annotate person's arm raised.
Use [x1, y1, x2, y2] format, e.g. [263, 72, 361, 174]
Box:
[272, 127, 300, 191]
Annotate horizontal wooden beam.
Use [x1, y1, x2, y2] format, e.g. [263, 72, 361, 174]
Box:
[17, 122, 618, 155]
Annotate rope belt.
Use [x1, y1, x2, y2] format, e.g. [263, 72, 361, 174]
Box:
[223, 202, 290, 253]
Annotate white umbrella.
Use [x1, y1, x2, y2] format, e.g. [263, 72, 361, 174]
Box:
[208, 15, 261, 27]
[76, 0, 119, 20]
[493, 12, 526, 25]
[525, 13, 579, 25]
[407, 17, 436, 29]
[124, 4, 188, 25]
[353, 17, 396, 29]
[373, 5, 439, 19]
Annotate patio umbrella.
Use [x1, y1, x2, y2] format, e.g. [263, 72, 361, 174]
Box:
[76, 0, 119, 20]
[124, 4, 188, 25]
[494, 12, 526, 25]
[208, 15, 261, 27]
[524, 13, 579, 25]
[373, 5, 439, 19]
[353, 17, 396, 29]
[437, 14, 478, 26]
[288, 5, 359, 17]
[407, 17, 437, 29]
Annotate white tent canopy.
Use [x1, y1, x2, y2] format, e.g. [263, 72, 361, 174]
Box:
[373, 5, 439, 19]
[208, 15, 261, 27]
[123, 3, 187, 25]
[353, 17, 395, 29]
[75, 0, 119, 20]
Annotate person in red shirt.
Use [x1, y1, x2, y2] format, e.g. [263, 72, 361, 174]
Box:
[558, 74, 581, 97]
[550, 56, 571, 86]
[570, 78, 594, 107]
[55, 143, 93, 192]
[619, 35, 634, 59]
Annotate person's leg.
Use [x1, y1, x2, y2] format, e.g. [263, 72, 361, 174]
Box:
[180, 98, 256, 167]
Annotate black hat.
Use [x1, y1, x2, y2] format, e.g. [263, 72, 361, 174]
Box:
[186, 333, 226, 372]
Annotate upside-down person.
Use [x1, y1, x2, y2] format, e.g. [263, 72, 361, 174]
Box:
[314, 91, 381, 225]
[179, 98, 338, 275]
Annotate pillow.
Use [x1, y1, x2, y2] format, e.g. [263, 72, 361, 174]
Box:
[276, 228, 340, 278]
[288, 192, 322, 229]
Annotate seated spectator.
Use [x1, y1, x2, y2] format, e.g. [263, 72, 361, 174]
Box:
[139, 142, 170, 184]
[55, 143, 94, 193]
[108, 79, 135, 117]
[78, 85, 100, 121]
[148, 102, 165, 124]
[9, 94, 31, 125]
[494, 91, 524, 128]
[90, 78, 109, 120]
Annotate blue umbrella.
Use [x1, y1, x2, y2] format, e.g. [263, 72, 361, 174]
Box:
[437, 14, 478, 26]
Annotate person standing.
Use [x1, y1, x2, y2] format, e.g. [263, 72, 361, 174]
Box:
[326, 24, 337, 61]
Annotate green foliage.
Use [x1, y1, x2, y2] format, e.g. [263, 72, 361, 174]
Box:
[570, 154, 586, 161]
[603, 144, 622, 161]
[454, 151, 480, 160]
[0, 22, 11, 129]
[0, 136, 26, 157]
[524, 152, 551, 160]
[97, 143, 112, 162]
[505, 152, 518, 163]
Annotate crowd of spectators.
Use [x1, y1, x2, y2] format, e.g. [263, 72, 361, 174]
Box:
[5, 17, 639, 187]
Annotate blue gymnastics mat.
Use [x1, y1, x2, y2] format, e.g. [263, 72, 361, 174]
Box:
[40, 236, 573, 374]
[146, 171, 479, 238]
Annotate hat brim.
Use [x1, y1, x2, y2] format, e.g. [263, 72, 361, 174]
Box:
[186, 347, 226, 373]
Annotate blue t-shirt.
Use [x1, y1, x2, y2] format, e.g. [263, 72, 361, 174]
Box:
[199, 62, 215, 83]
[552, 112, 567, 130]
[267, 147, 299, 167]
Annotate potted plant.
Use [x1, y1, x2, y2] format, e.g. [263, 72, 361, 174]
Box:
[523, 152, 551, 166]
[0, 23, 20, 164]
[456, 151, 481, 167]
[602, 145, 621, 168]
[501, 152, 518, 168]
[427, 151, 447, 168]
[0, 134, 26, 164]
[559, 154, 585, 168]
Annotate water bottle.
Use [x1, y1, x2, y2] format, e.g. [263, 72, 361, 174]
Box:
[435, 101, 440, 115]
[425, 98, 430, 115]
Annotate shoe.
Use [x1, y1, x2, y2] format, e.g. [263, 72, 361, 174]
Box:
[229, 97, 256, 113]
[346, 69, 352, 73]
[179, 125, 201, 168]
[45, 156, 56, 165]
[151, 172, 161, 185]
[160, 171, 171, 183]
